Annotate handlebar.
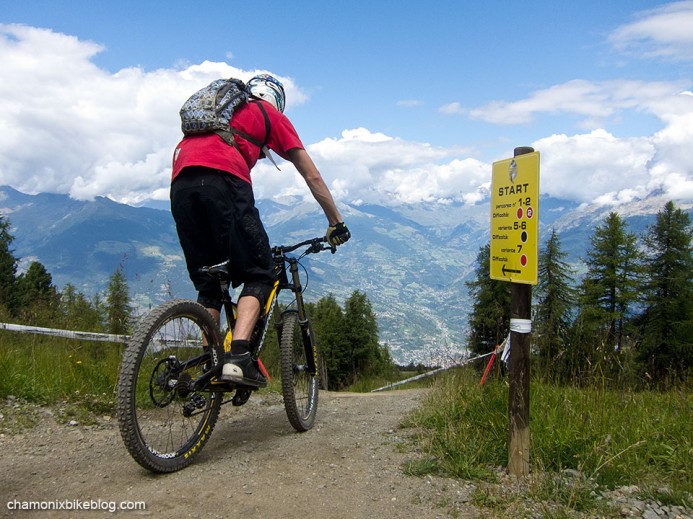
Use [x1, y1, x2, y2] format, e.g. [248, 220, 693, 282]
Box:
[199, 236, 334, 281]
[272, 236, 336, 256]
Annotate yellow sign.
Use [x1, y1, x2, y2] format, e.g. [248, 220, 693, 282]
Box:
[490, 152, 540, 285]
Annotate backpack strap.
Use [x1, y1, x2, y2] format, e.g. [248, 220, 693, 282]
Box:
[214, 129, 241, 148]
[217, 99, 271, 154]
[253, 100, 271, 151]
[251, 100, 281, 170]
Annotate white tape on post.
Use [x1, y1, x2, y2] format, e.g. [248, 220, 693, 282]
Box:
[509, 318, 532, 334]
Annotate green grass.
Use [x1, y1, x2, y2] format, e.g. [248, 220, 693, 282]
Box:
[3, 330, 692, 516]
[403, 368, 508, 480]
[0, 331, 122, 416]
[531, 381, 692, 494]
[403, 367, 693, 516]
[0, 330, 287, 427]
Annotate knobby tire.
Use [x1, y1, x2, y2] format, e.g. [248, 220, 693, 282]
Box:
[117, 300, 224, 473]
[279, 310, 319, 431]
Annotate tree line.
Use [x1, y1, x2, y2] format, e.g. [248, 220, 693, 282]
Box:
[6, 199, 690, 391]
[466, 201, 693, 388]
[0, 213, 133, 334]
[306, 292, 396, 389]
[0, 213, 393, 390]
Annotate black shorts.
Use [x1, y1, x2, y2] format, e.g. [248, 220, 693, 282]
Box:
[170, 167, 274, 306]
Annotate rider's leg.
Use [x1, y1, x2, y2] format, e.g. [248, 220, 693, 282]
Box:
[230, 295, 261, 344]
[231, 281, 272, 347]
[221, 286, 270, 385]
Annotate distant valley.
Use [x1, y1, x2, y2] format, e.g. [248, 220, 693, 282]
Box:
[1, 185, 689, 364]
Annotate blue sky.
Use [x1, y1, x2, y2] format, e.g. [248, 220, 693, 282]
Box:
[1, 1, 692, 207]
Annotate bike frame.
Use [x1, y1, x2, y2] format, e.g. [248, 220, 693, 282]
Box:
[197, 237, 333, 392]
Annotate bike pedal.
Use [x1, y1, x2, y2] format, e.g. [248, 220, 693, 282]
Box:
[232, 389, 252, 406]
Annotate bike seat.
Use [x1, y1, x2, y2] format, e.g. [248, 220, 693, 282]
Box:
[198, 260, 231, 280]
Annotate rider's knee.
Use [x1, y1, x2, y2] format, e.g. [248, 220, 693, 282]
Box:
[197, 292, 222, 312]
[240, 282, 273, 310]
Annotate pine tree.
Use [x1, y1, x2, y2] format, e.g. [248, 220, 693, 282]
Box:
[105, 266, 132, 334]
[465, 243, 511, 356]
[309, 291, 394, 390]
[0, 214, 18, 314]
[15, 261, 59, 324]
[60, 283, 106, 332]
[343, 290, 381, 382]
[310, 294, 349, 389]
[535, 229, 576, 375]
[638, 201, 693, 383]
[578, 212, 642, 372]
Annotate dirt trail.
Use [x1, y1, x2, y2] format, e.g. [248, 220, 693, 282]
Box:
[1, 389, 478, 518]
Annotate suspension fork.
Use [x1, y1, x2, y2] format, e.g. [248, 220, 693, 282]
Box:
[287, 257, 319, 375]
[287, 257, 307, 321]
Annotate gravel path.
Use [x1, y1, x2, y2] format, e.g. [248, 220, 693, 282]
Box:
[1, 389, 691, 518]
[1, 389, 479, 518]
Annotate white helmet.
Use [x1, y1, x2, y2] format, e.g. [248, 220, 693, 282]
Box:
[247, 74, 286, 113]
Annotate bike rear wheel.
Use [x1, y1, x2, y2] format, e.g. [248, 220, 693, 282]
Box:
[279, 310, 319, 431]
[117, 299, 224, 473]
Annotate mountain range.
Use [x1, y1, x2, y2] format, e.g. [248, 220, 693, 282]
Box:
[1, 185, 690, 364]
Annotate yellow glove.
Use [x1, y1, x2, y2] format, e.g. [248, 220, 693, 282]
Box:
[326, 222, 351, 246]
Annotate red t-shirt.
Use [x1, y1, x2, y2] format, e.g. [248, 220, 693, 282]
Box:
[171, 99, 304, 184]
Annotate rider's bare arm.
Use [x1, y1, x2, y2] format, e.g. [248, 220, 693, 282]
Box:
[287, 147, 343, 225]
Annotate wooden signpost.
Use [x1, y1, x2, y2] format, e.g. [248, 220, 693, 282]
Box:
[490, 147, 540, 477]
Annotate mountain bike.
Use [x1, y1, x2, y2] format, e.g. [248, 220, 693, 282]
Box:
[116, 236, 334, 473]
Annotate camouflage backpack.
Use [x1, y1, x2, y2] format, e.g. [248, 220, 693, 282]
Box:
[179, 78, 251, 147]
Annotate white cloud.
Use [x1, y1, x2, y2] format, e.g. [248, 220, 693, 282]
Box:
[647, 102, 693, 200]
[533, 107, 693, 205]
[0, 24, 306, 203]
[533, 129, 654, 204]
[439, 102, 465, 116]
[609, 1, 693, 61]
[441, 78, 693, 205]
[252, 128, 483, 205]
[464, 79, 688, 125]
[0, 23, 691, 212]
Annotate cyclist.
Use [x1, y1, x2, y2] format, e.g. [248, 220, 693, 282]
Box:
[170, 73, 350, 387]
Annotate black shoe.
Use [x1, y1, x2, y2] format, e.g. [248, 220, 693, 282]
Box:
[220, 352, 267, 387]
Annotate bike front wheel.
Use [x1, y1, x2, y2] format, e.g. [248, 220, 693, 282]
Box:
[279, 310, 319, 431]
[117, 299, 224, 473]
